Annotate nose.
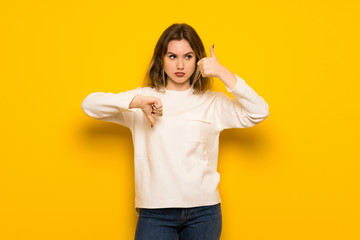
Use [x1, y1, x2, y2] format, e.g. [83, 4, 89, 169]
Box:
[177, 58, 184, 70]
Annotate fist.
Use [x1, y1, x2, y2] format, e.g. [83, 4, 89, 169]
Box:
[130, 95, 163, 127]
[197, 44, 224, 78]
[142, 96, 162, 128]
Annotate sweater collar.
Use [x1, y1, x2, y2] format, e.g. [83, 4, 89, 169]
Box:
[164, 86, 194, 95]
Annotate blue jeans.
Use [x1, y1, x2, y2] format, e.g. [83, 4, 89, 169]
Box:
[135, 203, 222, 240]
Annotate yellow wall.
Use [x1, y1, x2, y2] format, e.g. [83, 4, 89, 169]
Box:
[1, 0, 359, 239]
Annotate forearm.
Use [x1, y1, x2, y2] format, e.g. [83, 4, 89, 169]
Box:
[81, 91, 138, 119]
[229, 74, 269, 124]
[217, 66, 237, 91]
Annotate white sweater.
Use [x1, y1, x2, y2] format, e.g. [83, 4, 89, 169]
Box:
[81, 74, 269, 211]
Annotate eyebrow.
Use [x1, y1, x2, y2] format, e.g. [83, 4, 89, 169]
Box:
[166, 51, 194, 55]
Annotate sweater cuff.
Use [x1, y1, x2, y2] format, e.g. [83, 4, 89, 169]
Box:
[118, 93, 138, 112]
[226, 74, 247, 98]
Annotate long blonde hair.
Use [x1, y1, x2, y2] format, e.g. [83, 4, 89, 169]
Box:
[146, 23, 212, 94]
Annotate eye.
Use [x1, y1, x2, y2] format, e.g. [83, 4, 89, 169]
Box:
[186, 55, 193, 59]
[169, 55, 176, 59]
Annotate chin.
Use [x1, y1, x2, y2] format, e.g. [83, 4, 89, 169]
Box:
[172, 76, 188, 83]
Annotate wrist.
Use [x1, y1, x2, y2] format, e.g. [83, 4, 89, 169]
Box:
[217, 66, 237, 90]
[129, 94, 143, 109]
[217, 66, 232, 81]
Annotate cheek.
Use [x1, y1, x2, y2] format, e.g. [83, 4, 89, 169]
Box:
[163, 60, 172, 72]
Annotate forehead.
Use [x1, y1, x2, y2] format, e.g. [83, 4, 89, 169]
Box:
[167, 39, 194, 53]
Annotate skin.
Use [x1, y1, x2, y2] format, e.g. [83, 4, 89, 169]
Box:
[163, 39, 196, 91]
[129, 40, 237, 127]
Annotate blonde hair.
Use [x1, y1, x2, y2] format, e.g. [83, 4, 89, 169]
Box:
[146, 23, 212, 94]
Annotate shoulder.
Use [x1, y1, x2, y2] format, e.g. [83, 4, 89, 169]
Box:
[117, 86, 157, 95]
[199, 89, 234, 105]
[201, 89, 226, 99]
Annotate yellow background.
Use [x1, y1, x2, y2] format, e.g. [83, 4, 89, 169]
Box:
[1, 0, 359, 239]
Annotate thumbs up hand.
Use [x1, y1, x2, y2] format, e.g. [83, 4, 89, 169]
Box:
[197, 44, 224, 78]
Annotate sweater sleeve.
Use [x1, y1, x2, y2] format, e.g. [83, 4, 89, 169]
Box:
[81, 87, 142, 129]
[213, 74, 269, 131]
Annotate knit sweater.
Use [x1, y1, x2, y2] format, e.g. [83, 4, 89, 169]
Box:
[81, 74, 269, 212]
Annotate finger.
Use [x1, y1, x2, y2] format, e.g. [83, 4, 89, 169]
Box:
[153, 104, 162, 110]
[153, 108, 162, 113]
[210, 44, 216, 58]
[151, 104, 159, 111]
[153, 98, 162, 108]
[152, 109, 162, 115]
[153, 111, 163, 117]
[152, 106, 162, 111]
[152, 105, 163, 112]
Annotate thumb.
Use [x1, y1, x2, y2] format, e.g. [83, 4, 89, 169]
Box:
[147, 113, 155, 127]
[210, 44, 216, 58]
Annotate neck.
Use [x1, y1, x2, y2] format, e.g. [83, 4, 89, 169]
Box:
[165, 82, 191, 91]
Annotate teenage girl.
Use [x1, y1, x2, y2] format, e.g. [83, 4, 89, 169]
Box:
[81, 23, 269, 240]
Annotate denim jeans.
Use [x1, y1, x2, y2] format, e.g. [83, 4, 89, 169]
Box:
[135, 203, 222, 240]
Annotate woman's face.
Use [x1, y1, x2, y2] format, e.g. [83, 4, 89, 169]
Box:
[163, 39, 196, 90]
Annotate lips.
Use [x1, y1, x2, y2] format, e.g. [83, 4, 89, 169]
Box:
[175, 72, 185, 77]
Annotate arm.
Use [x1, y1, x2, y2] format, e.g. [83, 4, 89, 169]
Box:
[81, 88, 142, 128]
[129, 94, 163, 128]
[197, 44, 269, 130]
[81, 87, 163, 128]
[81, 88, 141, 119]
[214, 73, 269, 131]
